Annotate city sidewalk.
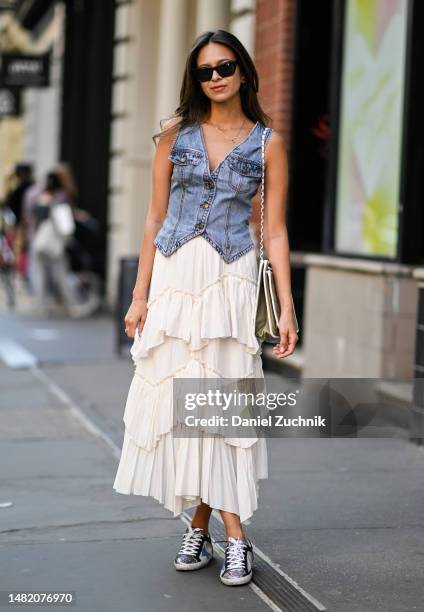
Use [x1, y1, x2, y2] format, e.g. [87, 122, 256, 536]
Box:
[41, 356, 424, 612]
[1, 297, 424, 611]
[0, 362, 270, 612]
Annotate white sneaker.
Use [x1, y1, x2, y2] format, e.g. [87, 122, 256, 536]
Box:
[219, 536, 254, 586]
[174, 526, 213, 571]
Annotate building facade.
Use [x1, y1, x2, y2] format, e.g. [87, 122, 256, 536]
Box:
[5, 0, 422, 390]
[109, 0, 423, 384]
[255, 0, 422, 383]
[4, 0, 115, 285]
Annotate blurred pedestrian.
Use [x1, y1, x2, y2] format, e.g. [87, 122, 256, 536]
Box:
[30, 171, 86, 318]
[23, 161, 78, 294]
[5, 163, 34, 226]
[0, 201, 17, 308]
[54, 161, 102, 315]
[55, 162, 79, 208]
[4, 163, 34, 282]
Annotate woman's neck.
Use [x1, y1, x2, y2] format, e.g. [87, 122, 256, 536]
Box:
[204, 100, 245, 128]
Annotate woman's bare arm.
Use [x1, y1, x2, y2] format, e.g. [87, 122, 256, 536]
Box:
[263, 130, 298, 356]
[124, 117, 180, 337]
[131, 118, 179, 301]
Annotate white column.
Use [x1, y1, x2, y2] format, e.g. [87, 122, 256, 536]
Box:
[230, 0, 256, 55]
[154, 0, 190, 128]
[195, 0, 230, 35]
[107, 0, 162, 307]
[23, 4, 64, 180]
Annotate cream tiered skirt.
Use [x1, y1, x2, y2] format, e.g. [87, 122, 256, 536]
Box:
[112, 235, 268, 524]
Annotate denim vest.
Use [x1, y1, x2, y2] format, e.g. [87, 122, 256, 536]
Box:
[153, 121, 273, 263]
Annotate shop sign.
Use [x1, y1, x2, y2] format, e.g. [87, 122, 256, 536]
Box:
[0, 53, 50, 87]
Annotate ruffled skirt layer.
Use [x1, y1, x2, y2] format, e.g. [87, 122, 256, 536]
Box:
[113, 235, 268, 524]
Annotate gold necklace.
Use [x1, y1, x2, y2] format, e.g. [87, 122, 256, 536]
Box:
[205, 118, 246, 143]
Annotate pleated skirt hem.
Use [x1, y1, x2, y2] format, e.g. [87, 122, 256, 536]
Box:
[113, 425, 268, 525]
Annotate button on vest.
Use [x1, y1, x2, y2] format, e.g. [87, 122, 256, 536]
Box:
[154, 121, 273, 263]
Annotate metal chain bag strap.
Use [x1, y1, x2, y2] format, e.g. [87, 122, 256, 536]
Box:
[254, 126, 300, 344]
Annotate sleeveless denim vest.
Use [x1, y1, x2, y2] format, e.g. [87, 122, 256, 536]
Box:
[153, 121, 273, 263]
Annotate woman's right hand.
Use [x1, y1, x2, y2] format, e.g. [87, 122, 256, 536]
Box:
[124, 299, 148, 338]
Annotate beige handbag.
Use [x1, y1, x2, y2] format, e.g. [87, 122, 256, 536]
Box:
[254, 126, 299, 344]
[33, 218, 66, 258]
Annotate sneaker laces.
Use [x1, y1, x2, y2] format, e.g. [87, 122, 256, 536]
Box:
[178, 528, 206, 556]
[215, 537, 252, 572]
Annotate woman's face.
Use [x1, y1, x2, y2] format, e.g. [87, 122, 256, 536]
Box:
[195, 42, 245, 103]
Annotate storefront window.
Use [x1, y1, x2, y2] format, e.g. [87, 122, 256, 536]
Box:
[334, 0, 409, 257]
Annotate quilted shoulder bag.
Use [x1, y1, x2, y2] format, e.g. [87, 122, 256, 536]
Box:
[254, 126, 300, 344]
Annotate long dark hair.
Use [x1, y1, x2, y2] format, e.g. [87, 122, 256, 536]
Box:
[152, 29, 272, 145]
[45, 171, 63, 193]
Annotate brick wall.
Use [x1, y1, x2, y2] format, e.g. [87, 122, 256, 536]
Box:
[254, 0, 296, 151]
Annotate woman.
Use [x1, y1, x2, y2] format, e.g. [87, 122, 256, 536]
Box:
[30, 171, 81, 317]
[113, 29, 298, 586]
[24, 162, 79, 253]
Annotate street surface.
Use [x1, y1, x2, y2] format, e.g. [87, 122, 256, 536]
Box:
[1, 284, 423, 611]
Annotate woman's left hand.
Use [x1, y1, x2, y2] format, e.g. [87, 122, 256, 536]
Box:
[272, 310, 298, 359]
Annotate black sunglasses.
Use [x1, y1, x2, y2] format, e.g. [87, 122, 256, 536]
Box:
[193, 60, 238, 83]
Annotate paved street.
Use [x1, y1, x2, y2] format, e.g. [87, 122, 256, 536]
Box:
[1, 288, 424, 611]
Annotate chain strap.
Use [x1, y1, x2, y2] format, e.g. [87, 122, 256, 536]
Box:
[259, 126, 268, 261]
